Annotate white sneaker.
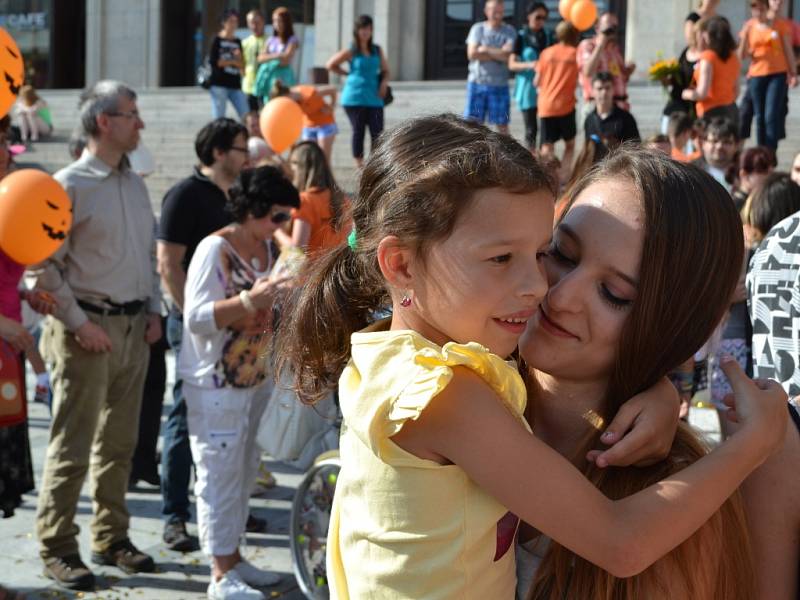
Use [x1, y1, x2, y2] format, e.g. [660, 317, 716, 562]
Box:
[207, 570, 265, 600]
[234, 558, 282, 587]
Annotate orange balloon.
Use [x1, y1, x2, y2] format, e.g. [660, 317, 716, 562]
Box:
[0, 169, 72, 265]
[570, 0, 598, 31]
[559, 0, 577, 21]
[0, 28, 23, 119]
[259, 97, 303, 154]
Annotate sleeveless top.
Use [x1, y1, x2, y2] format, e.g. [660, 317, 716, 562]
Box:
[328, 322, 531, 599]
[341, 44, 383, 108]
[513, 27, 549, 111]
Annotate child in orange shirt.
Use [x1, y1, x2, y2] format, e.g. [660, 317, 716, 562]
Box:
[682, 16, 740, 129]
[668, 112, 702, 163]
[535, 21, 580, 182]
[270, 81, 338, 162]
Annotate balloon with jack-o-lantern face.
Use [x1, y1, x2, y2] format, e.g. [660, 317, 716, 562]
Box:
[0, 169, 72, 265]
[0, 28, 23, 119]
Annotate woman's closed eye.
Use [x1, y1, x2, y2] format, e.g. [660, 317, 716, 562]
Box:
[600, 284, 633, 310]
[547, 243, 576, 266]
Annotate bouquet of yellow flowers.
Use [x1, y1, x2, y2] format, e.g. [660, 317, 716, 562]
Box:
[648, 58, 680, 86]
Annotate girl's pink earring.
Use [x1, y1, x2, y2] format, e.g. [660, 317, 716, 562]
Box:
[400, 294, 412, 308]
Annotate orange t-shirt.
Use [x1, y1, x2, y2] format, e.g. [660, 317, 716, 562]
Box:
[535, 44, 578, 118]
[746, 18, 790, 77]
[296, 85, 335, 128]
[291, 187, 350, 254]
[695, 50, 740, 116]
[671, 147, 702, 163]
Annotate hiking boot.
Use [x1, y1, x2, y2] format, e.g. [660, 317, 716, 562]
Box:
[163, 519, 199, 552]
[245, 514, 267, 534]
[42, 554, 96, 591]
[91, 538, 155, 574]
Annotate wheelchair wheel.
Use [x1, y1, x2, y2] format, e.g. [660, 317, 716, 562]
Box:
[290, 451, 341, 599]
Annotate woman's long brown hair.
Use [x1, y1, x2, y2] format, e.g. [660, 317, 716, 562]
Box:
[528, 147, 755, 600]
[275, 113, 555, 404]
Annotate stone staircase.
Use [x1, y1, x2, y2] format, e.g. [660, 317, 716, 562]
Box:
[14, 81, 800, 214]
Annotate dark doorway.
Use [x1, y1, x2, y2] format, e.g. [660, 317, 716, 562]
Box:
[160, 0, 198, 86]
[425, 0, 627, 80]
[50, 0, 85, 88]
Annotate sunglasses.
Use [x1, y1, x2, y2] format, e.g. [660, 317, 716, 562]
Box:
[270, 211, 291, 225]
[250, 206, 292, 224]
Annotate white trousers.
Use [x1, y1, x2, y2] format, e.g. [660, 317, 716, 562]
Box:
[185, 381, 270, 556]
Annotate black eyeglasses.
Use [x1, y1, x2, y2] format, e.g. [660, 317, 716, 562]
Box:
[534, 14, 547, 21]
[229, 146, 249, 154]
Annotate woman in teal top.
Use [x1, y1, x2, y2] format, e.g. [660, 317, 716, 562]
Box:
[509, 2, 555, 151]
[326, 15, 391, 167]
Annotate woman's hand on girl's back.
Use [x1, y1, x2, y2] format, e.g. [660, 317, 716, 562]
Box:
[586, 376, 680, 468]
[719, 356, 788, 457]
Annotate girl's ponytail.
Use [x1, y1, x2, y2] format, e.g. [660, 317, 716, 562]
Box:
[276, 241, 386, 403]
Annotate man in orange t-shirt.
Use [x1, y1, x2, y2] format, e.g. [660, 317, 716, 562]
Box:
[535, 21, 580, 179]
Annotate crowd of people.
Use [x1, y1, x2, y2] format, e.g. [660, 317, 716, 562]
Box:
[1, 1, 800, 600]
[467, 0, 798, 180]
[206, 7, 390, 171]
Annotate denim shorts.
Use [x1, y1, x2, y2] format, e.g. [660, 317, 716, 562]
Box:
[464, 82, 510, 126]
[301, 122, 339, 140]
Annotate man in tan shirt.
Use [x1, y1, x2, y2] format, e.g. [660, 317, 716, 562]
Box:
[33, 80, 162, 590]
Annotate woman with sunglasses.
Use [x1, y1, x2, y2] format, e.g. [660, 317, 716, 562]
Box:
[509, 2, 555, 152]
[178, 165, 299, 600]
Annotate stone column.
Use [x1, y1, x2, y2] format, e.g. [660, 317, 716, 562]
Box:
[84, 0, 161, 89]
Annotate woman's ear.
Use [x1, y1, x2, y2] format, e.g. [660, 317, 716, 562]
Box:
[377, 235, 415, 289]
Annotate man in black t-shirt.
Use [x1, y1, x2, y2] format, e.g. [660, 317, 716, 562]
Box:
[583, 71, 640, 146]
[156, 118, 249, 551]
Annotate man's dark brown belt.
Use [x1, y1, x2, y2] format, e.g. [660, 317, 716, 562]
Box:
[77, 299, 145, 316]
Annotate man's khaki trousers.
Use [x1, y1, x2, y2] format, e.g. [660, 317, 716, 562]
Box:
[36, 311, 149, 559]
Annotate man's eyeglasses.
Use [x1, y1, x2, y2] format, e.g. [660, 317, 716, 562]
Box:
[106, 110, 141, 120]
[228, 146, 250, 154]
[534, 14, 547, 21]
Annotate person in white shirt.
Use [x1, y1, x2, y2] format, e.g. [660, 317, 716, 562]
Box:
[180, 165, 298, 600]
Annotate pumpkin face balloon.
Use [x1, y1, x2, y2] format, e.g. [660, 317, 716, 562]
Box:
[0, 169, 72, 265]
[0, 28, 23, 119]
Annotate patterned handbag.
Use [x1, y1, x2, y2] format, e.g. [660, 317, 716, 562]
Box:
[0, 339, 25, 427]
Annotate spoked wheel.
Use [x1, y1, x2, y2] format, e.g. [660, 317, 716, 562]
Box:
[290, 450, 341, 599]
